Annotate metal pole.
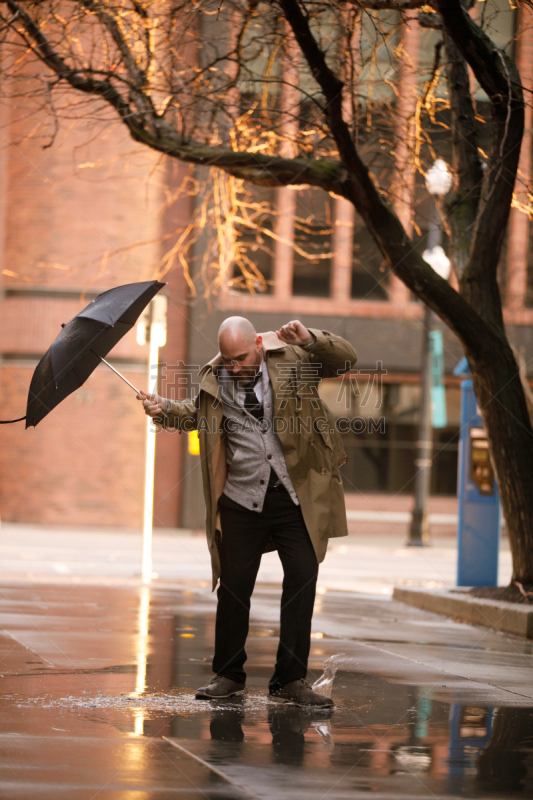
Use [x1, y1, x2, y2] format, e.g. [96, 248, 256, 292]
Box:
[408, 204, 441, 546]
[409, 303, 433, 545]
[427, 202, 441, 252]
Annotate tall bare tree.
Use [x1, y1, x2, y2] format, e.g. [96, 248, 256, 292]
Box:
[1, 0, 533, 583]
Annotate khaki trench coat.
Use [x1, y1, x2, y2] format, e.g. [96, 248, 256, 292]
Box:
[164, 328, 357, 589]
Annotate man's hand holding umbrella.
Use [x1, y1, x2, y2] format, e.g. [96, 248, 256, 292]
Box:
[137, 391, 165, 418]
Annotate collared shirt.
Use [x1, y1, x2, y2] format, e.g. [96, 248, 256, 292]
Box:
[217, 354, 299, 511]
[223, 356, 264, 409]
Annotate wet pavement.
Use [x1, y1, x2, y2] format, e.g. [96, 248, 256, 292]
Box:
[0, 580, 532, 799]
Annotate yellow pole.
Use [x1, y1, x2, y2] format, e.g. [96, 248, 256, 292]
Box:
[141, 333, 159, 584]
[141, 296, 167, 585]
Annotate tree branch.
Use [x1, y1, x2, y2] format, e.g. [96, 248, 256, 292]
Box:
[2, 0, 352, 194]
[436, 0, 524, 325]
[443, 31, 483, 278]
[277, 0, 496, 355]
[78, 0, 157, 125]
[342, 0, 475, 8]
[418, 11, 442, 29]
[354, 0, 428, 7]
[116, 124, 353, 195]
[4, 0, 141, 128]
[436, 0, 519, 100]
[4, 0, 508, 357]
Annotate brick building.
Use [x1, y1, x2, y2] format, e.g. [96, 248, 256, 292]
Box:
[1, 2, 532, 530]
[0, 113, 190, 530]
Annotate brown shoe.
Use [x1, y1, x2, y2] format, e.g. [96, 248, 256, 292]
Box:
[195, 676, 247, 700]
[268, 679, 334, 708]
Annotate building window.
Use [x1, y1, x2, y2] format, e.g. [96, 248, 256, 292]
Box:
[292, 189, 333, 297]
[351, 220, 388, 300]
[318, 378, 460, 495]
[232, 185, 275, 294]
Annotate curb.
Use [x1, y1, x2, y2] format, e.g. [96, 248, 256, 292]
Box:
[392, 586, 533, 639]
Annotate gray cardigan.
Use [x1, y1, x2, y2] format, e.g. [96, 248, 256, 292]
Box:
[217, 359, 299, 512]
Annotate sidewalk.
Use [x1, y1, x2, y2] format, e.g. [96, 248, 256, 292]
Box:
[0, 513, 529, 799]
[0, 521, 512, 595]
[345, 493, 464, 538]
[0, 575, 531, 799]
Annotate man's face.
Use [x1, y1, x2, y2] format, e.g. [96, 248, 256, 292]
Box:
[219, 333, 262, 383]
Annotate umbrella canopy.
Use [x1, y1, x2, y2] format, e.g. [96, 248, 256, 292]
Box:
[22, 280, 165, 428]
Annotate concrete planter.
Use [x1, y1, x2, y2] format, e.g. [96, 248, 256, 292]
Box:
[393, 586, 533, 639]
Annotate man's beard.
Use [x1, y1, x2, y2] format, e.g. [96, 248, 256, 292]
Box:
[228, 366, 259, 385]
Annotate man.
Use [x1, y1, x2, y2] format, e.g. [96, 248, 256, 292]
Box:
[138, 318, 356, 707]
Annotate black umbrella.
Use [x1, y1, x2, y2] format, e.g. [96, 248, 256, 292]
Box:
[0, 280, 165, 428]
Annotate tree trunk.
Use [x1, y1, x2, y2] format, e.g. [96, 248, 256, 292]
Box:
[469, 344, 533, 583]
[476, 707, 533, 793]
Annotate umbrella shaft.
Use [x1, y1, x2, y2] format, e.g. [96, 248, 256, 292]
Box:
[98, 355, 140, 394]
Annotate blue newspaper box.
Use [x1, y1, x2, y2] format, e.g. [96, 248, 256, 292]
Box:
[448, 705, 493, 778]
[455, 358, 501, 587]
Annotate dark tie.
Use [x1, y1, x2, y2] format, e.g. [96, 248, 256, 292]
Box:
[243, 375, 279, 487]
[243, 376, 263, 422]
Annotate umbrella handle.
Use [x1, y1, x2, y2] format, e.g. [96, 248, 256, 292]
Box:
[96, 355, 141, 394]
[95, 354, 168, 418]
[0, 416, 26, 424]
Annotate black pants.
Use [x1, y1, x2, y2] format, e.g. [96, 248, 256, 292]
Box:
[213, 487, 318, 691]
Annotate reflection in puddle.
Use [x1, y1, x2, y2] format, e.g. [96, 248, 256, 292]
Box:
[392, 745, 432, 773]
[41, 666, 526, 797]
[191, 694, 533, 796]
[132, 584, 151, 734]
[484, 709, 533, 792]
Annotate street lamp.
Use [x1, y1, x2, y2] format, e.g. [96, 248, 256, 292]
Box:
[137, 294, 167, 582]
[422, 245, 451, 280]
[408, 160, 452, 546]
[424, 158, 453, 198]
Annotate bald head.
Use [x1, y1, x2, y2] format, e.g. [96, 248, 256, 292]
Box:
[218, 316, 256, 347]
[218, 316, 262, 378]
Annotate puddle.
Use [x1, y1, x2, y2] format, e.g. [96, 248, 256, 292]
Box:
[16, 691, 270, 715]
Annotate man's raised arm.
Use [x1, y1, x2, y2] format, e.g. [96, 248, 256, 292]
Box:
[275, 320, 356, 379]
[304, 328, 357, 378]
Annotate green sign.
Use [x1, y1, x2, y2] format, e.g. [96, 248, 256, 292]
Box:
[429, 330, 447, 428]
